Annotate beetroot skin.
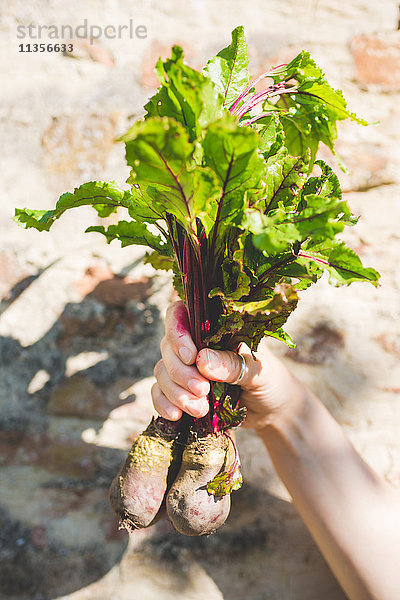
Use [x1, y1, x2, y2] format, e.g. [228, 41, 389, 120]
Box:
[166, 430, 233, 536]
[109, 417, 181, 531]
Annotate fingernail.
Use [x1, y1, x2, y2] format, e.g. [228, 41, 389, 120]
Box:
[188, 379, 209, 396]
[186, 399, 208, 417]
[166, 406, 180, 421]
[179, 346, 192, 364]
[205, 349, 220, 370]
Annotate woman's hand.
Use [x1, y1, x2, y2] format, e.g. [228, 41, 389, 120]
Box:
[152, 301, 306, 430]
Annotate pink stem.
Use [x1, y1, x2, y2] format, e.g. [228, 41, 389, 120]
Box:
[239, 111, 275, 126]
[224, 431, 240, 476]
[235, 89, 279, 118]
[229, 72, 271, 113]
[235, 85, 298, 118]
[229, 63, 288, 113]
[298, 251, 330, 266]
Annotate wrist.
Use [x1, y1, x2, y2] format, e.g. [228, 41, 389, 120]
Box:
[256, 375, 312, 440]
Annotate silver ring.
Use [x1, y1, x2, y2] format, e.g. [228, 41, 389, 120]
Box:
[231, 352, 246, 385]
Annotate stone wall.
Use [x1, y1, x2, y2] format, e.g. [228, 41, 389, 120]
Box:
[1, 1, 399, 598]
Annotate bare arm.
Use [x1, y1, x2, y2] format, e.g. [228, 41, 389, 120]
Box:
[153, 301, 400, 600]
[259, 385, 400, 600]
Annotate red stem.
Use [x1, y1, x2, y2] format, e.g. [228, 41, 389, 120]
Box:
[224, 430, 240, 477]
[298, 251, 329, 265]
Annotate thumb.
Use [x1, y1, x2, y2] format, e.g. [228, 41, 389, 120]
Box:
[196, 348, 256, 387]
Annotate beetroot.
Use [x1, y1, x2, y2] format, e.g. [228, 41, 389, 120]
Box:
[109, 417, 181, 531]
[166, 429, 234, 536]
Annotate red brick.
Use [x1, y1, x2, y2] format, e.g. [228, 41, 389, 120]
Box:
[47, 375, 109, 419]
[34, 487, 104, 519]
[351, 32, 400, 89]
[0, 431, 24, 465]
[75, 264, 153, 305]
[14, 432, 98, 477]
[89, 276, 152, 306]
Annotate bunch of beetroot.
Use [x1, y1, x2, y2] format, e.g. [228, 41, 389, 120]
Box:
[15, 26, 379, 536]
[109, 416, 237, 535]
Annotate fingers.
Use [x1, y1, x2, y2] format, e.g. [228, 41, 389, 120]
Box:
[196, 348, 262, 388]
[160, 336, 210, 397]
[152, 301, 211, 421]
[165, 301, 197, 365]
[151, 382, 182, 421]
[153, 360, 209, 419]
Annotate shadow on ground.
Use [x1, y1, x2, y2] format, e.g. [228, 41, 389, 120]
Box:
[0, 272, 162, 599]
[0, 270, 365, 600]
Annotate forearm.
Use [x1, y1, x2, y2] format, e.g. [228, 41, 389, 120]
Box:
[259, 383, 400, 600]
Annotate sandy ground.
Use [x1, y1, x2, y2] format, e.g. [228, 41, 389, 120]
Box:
[0, 1, 400, 599]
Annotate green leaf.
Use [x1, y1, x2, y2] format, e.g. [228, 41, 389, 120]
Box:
[14, 181, 137, 232]
[155, 56, 166, 84]
[298, 194, 348, 236]
[232, 283, 298, 315]
[248, 207, 344, 256]
[280, 51, 366, 124]
[235, 312, 283, 351]
[278, 258, 324, 289]
[209, 283, 298, 352]
[255, 114, 285, 158]
[300, 160, 341, 205]
[299, 160, 356, 225]
[144, 85, 182, 127]
[278, 111, 319, 169]
[206, 460, 243, 498]
[264, 149, 308, 213]
[216, 395, 247, 430]
[300, 239, 380, 286]
[231, 284, 298, 352]
[14, 208, 56, 232]
[242, 232, 273, 280]
[245, 209, 295, 255]
[271, 51, 367, 162]
[172, 262, 185, 300]
[145, 46, 223, 141]
[209, 257, 251, 301]
[209, 232, 251, 301]
[202, 114, 266, 244]
[86, 220, 167, 252]
[203, 114, 266, 197]
[207, 311, 244, 345]
[204, 25, 250, 108]
[122, 117, 221, 236]
[144, 250, 174, 271]
[122, 117, 193, 187]
[264, 327, 296, 348]
[246, 160, 352, 254]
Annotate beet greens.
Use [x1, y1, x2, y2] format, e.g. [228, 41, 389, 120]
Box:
[15, 26, 379, 498]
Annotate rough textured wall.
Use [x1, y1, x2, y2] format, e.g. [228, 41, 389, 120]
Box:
[0, 1, 399, 599]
